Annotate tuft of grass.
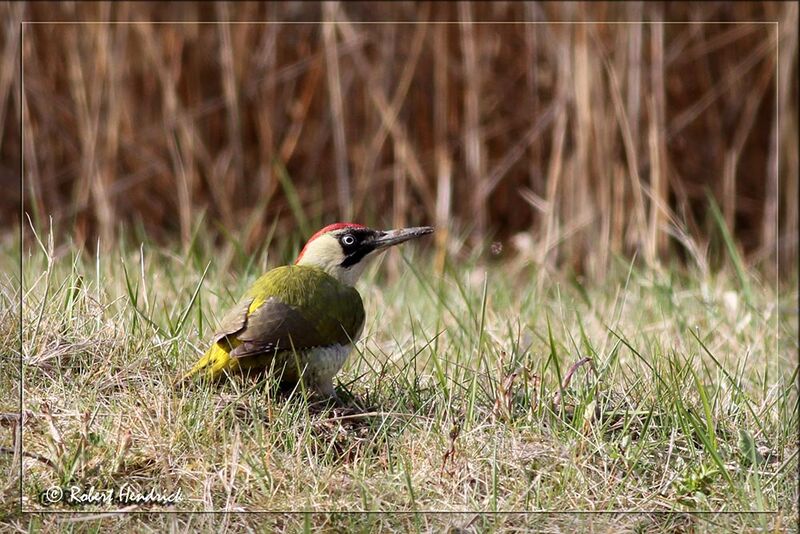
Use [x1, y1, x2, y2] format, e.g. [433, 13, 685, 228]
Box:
[2, 224, 797, 531]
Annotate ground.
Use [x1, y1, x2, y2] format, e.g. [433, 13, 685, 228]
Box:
[1, 227, 797, 532]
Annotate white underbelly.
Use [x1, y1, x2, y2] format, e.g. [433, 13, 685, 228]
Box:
[304, 344, 353, 381]
[269, 325, 362, 388]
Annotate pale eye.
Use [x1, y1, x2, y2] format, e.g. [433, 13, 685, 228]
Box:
[342, 235, 356, 246]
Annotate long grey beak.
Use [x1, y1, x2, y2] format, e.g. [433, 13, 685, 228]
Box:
[372, 226, 434, 249]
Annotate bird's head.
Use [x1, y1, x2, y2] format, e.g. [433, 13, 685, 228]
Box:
[295, 223, 434, 285]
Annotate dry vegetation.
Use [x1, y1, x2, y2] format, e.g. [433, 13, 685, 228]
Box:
[2, 225, 798, 530]
[3, 1, 798, 277]
[2, 1, 799, 531]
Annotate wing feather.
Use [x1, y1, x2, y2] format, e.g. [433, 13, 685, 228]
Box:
[212, 297, 254, 344]
[230, 297, 331, 359]
[208, 266, 365, 360]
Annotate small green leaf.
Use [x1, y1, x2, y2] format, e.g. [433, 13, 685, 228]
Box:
[738, 428, 765, 466]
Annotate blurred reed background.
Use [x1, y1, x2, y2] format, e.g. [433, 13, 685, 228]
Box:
[3, 1, 798, 278]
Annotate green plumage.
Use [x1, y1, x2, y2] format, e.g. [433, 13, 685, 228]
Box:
[244, 265, 364, 344]
[179, 265, 364, 384]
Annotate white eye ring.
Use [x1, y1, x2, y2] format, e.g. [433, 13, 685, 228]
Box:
[342, 235, 356, 246]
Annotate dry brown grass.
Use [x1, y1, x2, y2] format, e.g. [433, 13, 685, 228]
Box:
[2, 225, 797, 528]
[2, 3, 799, 529]
[2, 1, 796, 278]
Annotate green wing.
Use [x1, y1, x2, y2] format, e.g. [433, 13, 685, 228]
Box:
[211, 266, 365, 359]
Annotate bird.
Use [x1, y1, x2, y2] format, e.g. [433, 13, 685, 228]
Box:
[177, 223, 434, 399]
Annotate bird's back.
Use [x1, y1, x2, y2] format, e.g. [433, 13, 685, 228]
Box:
[243, 265, 365, 342]
[178, 265, 364, 384]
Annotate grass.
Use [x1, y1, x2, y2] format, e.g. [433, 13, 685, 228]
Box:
[1, 222, 797, 532]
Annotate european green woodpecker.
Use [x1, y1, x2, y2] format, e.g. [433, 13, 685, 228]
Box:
[178, 223, 434, 399]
